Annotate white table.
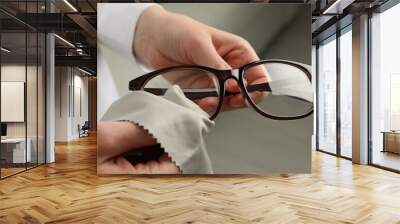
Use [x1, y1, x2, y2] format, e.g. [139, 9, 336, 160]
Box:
[1, 138, 31, 163]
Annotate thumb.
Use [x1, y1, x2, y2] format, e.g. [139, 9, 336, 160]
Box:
[190, 38, 231, 70]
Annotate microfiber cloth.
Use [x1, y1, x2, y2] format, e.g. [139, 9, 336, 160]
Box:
[100, 85, 215, 174]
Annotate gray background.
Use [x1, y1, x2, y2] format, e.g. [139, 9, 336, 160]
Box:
[161, 3, 312, 174]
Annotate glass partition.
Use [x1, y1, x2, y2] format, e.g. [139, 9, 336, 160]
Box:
[339, 27, 352, 158]
[317, 35, 337, 154]
[0, 1, 46, 179]
[26, 0, 43, 169]
[370, 3, 400, 171]
[1, 30, 28, 177]
[27, 31, 38, 169]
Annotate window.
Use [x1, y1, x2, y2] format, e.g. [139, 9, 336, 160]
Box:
[370, 2, 400, 171]
[316, 26, 353, 159]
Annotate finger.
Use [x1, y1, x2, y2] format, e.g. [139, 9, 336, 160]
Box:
[220, 93, 254, 112]
[129, 154, 180, 174]
[147, 160, 161, 173]
[191, 37, 231, 70]
[225, 80, 248, 109]
[148, 158, 181, 174]
[158, 161, 181, 174]
[210, 29, 258, 65]
[97, 156, 137, 174]
[242, 75, 269, 105]
[134, 163, 151, 174]
[194, 96, 219, 114]
[248, 91, 268, 104]
[243, 65, 270, 84]
[228, 94, 246, 108]
[235, 46, 270, 84]
[158, 154, 181, 174]
[225, 79, 240, 93]
[210, 29, 270, 83]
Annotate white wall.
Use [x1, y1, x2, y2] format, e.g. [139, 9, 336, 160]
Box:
[71, 73, 89, 138]
[1, 65, 38, 138]
[55, 67, 68, 141]
[1, 66, 26, 131]
[54, 67, 89, 141]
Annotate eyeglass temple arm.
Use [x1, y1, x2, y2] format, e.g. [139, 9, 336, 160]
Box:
[143, 82, 272, 100]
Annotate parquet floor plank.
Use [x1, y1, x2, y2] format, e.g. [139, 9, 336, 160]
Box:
[1, 135, 400, 223]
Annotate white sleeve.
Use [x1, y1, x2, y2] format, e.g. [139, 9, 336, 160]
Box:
[97, 3, 158, 65]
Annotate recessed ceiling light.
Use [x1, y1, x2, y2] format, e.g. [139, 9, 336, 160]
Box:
[323, 0, 354, 15]
[77, 67, 93, 76]
[1, 47, 11, 53]
[63, 0, 78, 12]
[54, 34, 75, 48]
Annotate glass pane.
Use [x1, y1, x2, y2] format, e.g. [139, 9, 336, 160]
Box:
[340, 29, 352, 158]
[243, 62, 313, 118]
[1, 31, 27, 177]
[317, 36, 337, 154]
[38, 33, 46, 165]
[142, 68, 220, 118]
[26, 0, 39, 169]
[371, 3, 400, 171]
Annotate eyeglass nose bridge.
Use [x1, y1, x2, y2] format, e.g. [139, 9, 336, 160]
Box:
[219, 68, 240, 81]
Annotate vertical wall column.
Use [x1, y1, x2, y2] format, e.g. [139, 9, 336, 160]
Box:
[54, 67, 70, 141]
[352, 14, 369, 164]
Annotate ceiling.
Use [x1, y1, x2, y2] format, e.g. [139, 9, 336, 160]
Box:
[0, 0, 391, 74]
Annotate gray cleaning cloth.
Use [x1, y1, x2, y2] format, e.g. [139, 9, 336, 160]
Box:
[101, 85, 215, 174]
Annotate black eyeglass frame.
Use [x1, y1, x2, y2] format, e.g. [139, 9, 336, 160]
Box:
[129, 59, 313, 120]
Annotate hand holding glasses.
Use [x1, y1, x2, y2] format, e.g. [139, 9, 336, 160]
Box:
[129, 59, 313, 120]
[125, 60, 314, 165]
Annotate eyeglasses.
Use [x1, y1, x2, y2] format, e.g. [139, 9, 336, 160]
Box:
[129, 59, 313, 120]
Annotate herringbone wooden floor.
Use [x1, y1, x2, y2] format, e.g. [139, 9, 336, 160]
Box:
[1, 135, 400, 224]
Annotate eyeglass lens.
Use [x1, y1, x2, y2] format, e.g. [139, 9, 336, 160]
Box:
[142, 68, 220, 118]
[242, 62, 313, 118]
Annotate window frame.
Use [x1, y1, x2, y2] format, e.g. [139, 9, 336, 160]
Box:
[315, 24, 353, 160]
